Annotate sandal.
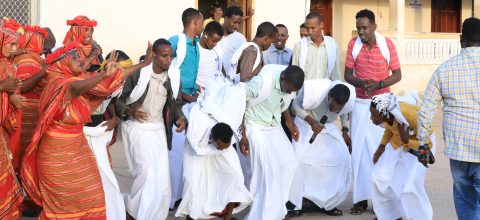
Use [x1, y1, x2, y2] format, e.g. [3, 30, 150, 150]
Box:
[320, 207, 343, 216]
[350, 201, 368, 215]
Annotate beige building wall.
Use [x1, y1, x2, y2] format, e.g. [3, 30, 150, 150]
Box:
[39, 0, 195, 61]
[251, 0, 308, 50]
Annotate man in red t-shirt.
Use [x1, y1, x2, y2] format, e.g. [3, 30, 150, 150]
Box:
[344, 9, 402, 215]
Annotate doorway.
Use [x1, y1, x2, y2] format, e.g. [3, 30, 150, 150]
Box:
[431, 0, 461, 33]
[197, 0, 253, 39]
[310, 0, 333, 36]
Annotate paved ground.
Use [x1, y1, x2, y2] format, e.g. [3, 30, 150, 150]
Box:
[23, 109, 456, 219]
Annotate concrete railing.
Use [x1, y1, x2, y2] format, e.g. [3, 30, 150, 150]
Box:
[404, 39, 461, 64]
[351, 31, 461, 65]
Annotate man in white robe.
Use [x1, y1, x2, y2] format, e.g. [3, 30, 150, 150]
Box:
[343, 9, 402, 214]
[370, 93, 436, 220]
[216, 6, 245, 74]
[289, 80, 355, 216]
[239, 64, 304, 219]
[115, 39, 187, 220]
[176, 76, 252, 219]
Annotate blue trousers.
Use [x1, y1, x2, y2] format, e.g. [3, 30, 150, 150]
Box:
[450, 159, 480, 220]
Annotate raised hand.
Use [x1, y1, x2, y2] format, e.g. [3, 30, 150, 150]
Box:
[142, 42, 154, 66]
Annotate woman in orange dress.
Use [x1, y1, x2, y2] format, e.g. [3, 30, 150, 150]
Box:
[21, 42, 125, 220]
[0, 18, 24, 220]
[9, 25, 48, 172]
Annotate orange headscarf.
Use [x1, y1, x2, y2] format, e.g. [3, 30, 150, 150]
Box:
[0, 18, 23, 59]
[19, 25, 48, 55]
[63, 15, 99, 64]
[1, 18, 23, 125]
[45, 41, 80, 78]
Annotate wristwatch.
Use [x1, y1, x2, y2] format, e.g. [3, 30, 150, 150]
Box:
[342, 127, 349, 133]
[379, 81, 385, 89]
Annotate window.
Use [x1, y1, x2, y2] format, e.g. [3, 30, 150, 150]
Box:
[0, 0, 36, 25]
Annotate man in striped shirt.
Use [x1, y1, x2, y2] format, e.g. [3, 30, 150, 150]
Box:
[418, 17, 480, 220]
[344, 9, 402, 215]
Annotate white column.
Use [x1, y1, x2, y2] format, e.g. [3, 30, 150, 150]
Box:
[475, 0, 480, 18]
[397, 0, 406, 62]
[389, 0, 398, 30]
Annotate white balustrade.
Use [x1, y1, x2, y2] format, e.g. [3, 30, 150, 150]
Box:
[404, 39, 461, 64]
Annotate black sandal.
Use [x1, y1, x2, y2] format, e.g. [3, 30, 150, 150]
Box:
[350, 201, 368, 215]
[320, 207, 343, 216]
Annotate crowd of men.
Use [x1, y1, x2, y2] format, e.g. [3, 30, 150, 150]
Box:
[0, 3, 479, 220]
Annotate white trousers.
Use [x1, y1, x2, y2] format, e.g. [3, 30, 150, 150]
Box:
[84, 124, 126, 220]
[122, 120, 171, 220]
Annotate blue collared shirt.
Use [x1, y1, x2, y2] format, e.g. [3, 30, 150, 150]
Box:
[169, 33, 200, 95]
[262, 44, 292, 66]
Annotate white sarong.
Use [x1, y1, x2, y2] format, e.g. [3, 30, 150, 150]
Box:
[169, 127, 186, 209]
[121, 120, 170, 220]
[245, 121, 296, 220]
[84, 124, 126, 220]
[289, 117, 351, 210]
[371, 134, 436, 220]
[176, 142, 252, 219]
[176, 76, 252, 218]
[350, 98, 385, 203]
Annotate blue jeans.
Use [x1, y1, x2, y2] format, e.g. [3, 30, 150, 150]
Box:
[450, 159, 480, 220]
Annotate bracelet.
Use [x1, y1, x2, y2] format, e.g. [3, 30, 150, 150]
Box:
[342, 127, 349, 132]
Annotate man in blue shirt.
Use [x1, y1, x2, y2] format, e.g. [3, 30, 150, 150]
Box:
[169, 8, 204, 103]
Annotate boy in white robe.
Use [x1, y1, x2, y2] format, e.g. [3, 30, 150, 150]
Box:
[370, 93, 435, 220]
[176, 76, 252, 220]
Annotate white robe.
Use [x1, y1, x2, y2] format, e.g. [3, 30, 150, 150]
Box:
[176, 76, 252, 218]
[122, 120, 171, 220]
[84, 124, 126, 220]
[175, 102, 252, 219]
[169, 126, 186, 209]
[372, 134, 436, 220]
[350, 98, 385, 203]
[245, 121, 296, 220]
[289, 117, 351, 210]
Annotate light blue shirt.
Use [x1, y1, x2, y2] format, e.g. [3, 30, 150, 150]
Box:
[262, 44, 292, 66]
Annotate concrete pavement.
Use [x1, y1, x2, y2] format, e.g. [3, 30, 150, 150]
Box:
[22, 109, 456, 219]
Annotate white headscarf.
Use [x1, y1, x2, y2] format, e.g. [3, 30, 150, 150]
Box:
[372, 93, 409, 127]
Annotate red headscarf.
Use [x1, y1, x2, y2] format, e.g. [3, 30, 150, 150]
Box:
[63, 15, 99, 64]
[19, 25, 48, 54]
[0, 18, 23, 59]
[45, 41, 80, 78]
[1, 18, 23, 125]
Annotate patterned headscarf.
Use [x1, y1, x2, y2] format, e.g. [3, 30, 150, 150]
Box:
[19, 25, 48, 54]
[45, 42, 80, 77]
[63, 15, 99, 64]
[371, 93, 410, 126]
[0, 18, 24, 59]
